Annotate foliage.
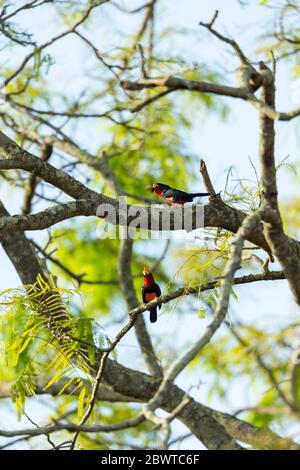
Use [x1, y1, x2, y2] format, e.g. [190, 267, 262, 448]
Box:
[0, 275, 97, 418]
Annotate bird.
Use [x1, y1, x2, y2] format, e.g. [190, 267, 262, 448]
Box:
[146, 183, 210, 205]
[142, 267, 161, 323]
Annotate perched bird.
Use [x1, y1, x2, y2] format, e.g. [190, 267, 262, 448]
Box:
[146, 183, 210, 205]
[142, 267, 161, 323]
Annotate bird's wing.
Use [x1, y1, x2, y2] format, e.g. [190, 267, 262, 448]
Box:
[162, 189, 179, 201]
[161, 188, 174, 197]
[163, 188, 188, 202]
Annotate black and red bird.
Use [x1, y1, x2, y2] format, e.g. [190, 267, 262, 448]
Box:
[142, 267, 161, 323]
[146, 183, 210, 205]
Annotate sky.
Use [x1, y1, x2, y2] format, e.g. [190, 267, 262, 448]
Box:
[0, 0, 300, 450]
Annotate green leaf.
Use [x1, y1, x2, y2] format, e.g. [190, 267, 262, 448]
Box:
[198, 308, 206, 319]
[78, 386, 87, 421]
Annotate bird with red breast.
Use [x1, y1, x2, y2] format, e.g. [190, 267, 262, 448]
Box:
[142, 267, 161, 323]
[146, 182, 210, 205]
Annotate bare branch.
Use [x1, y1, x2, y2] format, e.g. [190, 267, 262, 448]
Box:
[22, 142, 53, 215]
[200, 159, 217, 198]
[121, 76, 248, 98]
[0, 415, 145, 439]
[257, 63, 300, 305]
[130, 89, 173, 112]
[30, 240, 120, 286]
[121, 76, 300, 121]
[0, 131, 96, 199]
[199, 10, 253, 68]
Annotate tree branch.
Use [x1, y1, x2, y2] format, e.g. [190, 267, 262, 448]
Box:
[128, 270, 285, 318]
[199, 10, 254, 68]
[22, 142, 53, 215]
[121, 76, 300, 121]
[1, 131, 299, 271]
[257, 63, 300, 305]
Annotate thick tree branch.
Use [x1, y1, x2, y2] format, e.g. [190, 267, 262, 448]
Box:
[210, 408, 300, 451]
[257, 63, 300, 305]
[0, 131, 96, 199]
[121, 76, 300, 121]
[1, 185, 299, 261]
[0, 198, 100, 233]
[121, 76, 249, 98]
[1, 130, 299, 269]
[2, 360, 299, 450]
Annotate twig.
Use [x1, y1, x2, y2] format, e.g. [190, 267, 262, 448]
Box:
[31, 240, 120, 286]
[130, 88, 173, 112]
[0, 414, 145, 439]
[22, 143, 53, 215]
[199, 10, 253, 68]
[138, 43, 148, 79]
[69, 351, 109, 450]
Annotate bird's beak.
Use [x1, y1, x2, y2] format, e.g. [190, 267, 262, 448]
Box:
[143, 267, 150, 276]
[145, 184, 154, 192]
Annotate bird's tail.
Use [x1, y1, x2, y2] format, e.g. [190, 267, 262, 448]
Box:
[149, 307, 157, 323]
[189, 192, 210, 198]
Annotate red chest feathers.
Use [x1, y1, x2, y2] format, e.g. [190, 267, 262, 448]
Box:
[143, 275, 154, 288]
[154, 187, 163, 197]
